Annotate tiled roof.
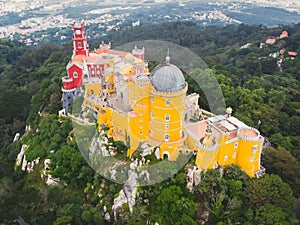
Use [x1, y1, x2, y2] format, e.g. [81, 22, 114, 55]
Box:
[288, 51, 297, 57]
[71, 54, 85, 63]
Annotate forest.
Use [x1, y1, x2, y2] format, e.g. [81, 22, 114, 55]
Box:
[0, 21, 299, 224]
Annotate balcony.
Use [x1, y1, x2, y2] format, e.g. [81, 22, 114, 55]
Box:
[62, 76, 73, 83]
[255, 166, 266, 178]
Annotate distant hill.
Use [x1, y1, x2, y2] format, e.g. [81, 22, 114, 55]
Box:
[1, 1, 300, 46]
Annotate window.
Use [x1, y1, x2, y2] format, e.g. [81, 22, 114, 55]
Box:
[181, 112, 184, 119]
[165, 124, 169, 129]
[139, 84, 143, 88]
[164, 134, 170, 142]
[140, 112, 143, 116]
[73, 72, 78, 78]
[224, 155, 228, 161]
[139, 131, 143, 135]
[166, 99, 170, 106]
[252, 145, 258, 154]
[165, 114, 170, 121]
[139, 118, 143, 122]
[182, 95, 184, 102]
[140, 102, 143, 106]
[139, 126, 143, 129]
[78, 42, 82, 48]
[250, 156, 254, 162]
[150, 130, 153, 137]
[179, 149, 182, 153]
[232, 152, 236, 158]
[234, 142, 238, 149]
[150, 111, 154, 118]
[75, 30, 81, 35]
[150, 96, 154, 103]
[180, 130, 184, 138]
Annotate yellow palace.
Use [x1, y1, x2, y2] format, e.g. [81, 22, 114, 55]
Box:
[62, 22, 265, 177]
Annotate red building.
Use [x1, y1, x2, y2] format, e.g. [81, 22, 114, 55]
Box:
[62, 21, 145, 112]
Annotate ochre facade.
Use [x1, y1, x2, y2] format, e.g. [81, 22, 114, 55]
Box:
[62, 22, 265, 177]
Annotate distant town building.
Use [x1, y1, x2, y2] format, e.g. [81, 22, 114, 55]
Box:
[132, 20, 141, 27]
[62, 22, 265, 177]
[288, 51, 298, 57]
[280, 30, 289, 39]
[265, 36, 276, 45]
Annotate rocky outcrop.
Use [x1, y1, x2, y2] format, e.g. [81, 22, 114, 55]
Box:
[186, 165, 202, 192]
[41, 159, 60, 185]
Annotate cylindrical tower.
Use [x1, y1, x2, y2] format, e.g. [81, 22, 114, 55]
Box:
[196, 123, 219, 170]
[149, 57, 187, 160]
[236, 127, 264, 177]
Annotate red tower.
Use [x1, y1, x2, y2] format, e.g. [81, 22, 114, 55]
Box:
[72, 20, 89, 57]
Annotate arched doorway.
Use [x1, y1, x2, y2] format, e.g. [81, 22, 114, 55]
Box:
[163, 152, 169, 160]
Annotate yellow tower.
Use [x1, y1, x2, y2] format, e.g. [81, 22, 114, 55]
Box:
[195, 123, 219, 170]
[127, 75, 151, 156]
[149, 54, 187, 160]
[236, 127, 264, 177]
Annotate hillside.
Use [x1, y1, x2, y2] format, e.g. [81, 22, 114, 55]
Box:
[0, 22, 299, 224]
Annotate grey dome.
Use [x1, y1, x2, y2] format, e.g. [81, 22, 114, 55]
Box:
[150, 63, 185, 92]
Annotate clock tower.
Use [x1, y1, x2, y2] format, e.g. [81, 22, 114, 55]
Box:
[72, 20, 89, 57]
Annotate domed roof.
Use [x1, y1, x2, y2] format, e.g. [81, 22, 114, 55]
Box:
[150, 63, 185, 92]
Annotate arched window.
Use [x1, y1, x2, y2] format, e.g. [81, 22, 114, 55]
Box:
[150, 96, 154, 103]
[150, 111, 154, 118]
[164, 134, 170, 142]
[252, 145, 258, 154]
[166, 99, 170, 106]
[73, 72, 78, 78]
[165, 114, 170, 121]
[180, 130, 184, 138]
[78, 42, 82, 49]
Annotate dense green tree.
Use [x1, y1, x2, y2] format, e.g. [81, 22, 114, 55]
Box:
[155, 185, 197, 225]
[254, 203, 290, 225]
[262, 147, 300, 197]
[245, 174, 297, 223]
